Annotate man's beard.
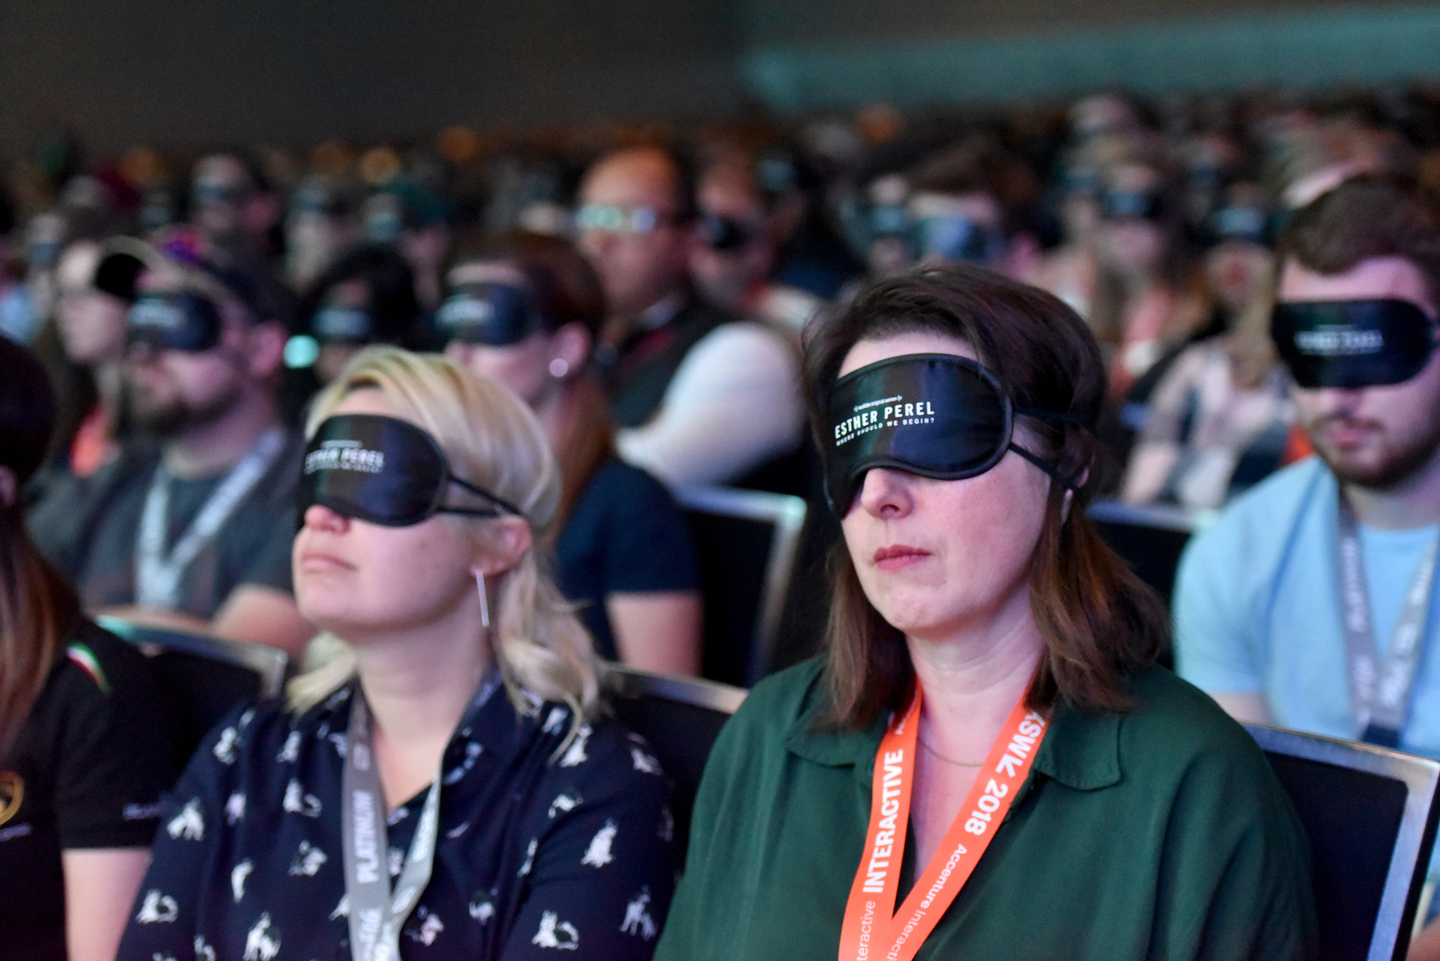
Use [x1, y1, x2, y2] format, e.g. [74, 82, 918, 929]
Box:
[128, 378, 242, 439]
[1312, 413, 1440, 490]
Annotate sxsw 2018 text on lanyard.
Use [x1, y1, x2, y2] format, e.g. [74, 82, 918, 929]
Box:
[838, 691, 1048, 961]
[1337, 496, 1440, 748]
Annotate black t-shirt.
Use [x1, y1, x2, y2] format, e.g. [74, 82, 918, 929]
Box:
[117, 680, 677, 961]
[554, 461, 699, 661]
[27, 433, 304, 619]
[0, 620, 175, 961]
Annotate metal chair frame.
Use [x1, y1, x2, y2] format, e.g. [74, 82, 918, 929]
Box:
[96, 615, 291, 699]
[604, 662, 748, 715]
[1246, 723, 1440, 960]
[674, 484, 807, 685]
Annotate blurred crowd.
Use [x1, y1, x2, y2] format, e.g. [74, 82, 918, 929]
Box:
[9, 80, 1440, 960]
[8, 85, 1440, 525]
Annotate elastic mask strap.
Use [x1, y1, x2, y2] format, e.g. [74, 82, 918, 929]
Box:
[1007, 444, 1079, 492]
[1016, 406, 1092, 431]
[444, 475, 525, 519]
[1012, 406, 1090, 491]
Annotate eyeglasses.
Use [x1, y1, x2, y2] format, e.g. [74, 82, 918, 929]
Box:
[192, 182, 249, 207]
[574, 203, 677, 235]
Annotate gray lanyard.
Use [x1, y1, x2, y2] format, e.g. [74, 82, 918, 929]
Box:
[341, 675, 500, 961]
[1337, 496, 1440, 747]
[135, 427, 286, 608]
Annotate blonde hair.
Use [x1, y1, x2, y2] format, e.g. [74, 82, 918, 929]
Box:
[286, 345, 601, 725]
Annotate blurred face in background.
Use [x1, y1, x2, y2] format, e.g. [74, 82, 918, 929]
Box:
[442, 262, 579, 414]
[286, 182, 357, 291]
[689, 167, 774, 315]
[125, 269, 257, 438]
[1280, 255, 1440, 489]
[55, 240, 129, 367]
[577, 149, 693, 319]
[1203, 183, 1275, 315]
[191, 154, 280, 246]
[1095, 163, 1167, 280]
[1204, 239, 1274, 315]
[191, 155, 254, 238]
[314, 280, 372, 386]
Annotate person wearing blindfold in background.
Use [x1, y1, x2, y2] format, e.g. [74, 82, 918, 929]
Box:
[276, 243, 424, 427]
[1120, 182, 1295, 511]
[25, 231, 315, 656]
[190, 153, 285, 270]
[118, 347, 677, 961]
[657, 265, 1316, 961]
[1088, 155, 1210, 400]
[1175, 175, 1440, 957]
[0, 338, 175, 961]
[688, 152, 824, 337]
[576, 145, 805, 491]
[440, 233, 702, 676]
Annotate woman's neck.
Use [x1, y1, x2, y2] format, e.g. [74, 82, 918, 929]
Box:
[905, 607, 1046, 869]
[530, 379, 571, 447]
[350, 601, 493, 807]
[540, 377, 614, 536]
[910, 618, 1044, 738]
[907, 586, 1046, 746]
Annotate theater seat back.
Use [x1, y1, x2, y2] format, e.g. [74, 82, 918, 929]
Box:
[1246, 724, 1440, 960]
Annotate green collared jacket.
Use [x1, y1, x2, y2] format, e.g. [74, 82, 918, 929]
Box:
[656, 659, 1317, 960]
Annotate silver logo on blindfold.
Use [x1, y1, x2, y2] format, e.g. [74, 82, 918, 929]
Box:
[438, 296, 494, 328]
[131, 299, 188, 331]
[305, 439, 385, 475]
[1294, 327, 1385, 356]
[834, 394, 937, 446]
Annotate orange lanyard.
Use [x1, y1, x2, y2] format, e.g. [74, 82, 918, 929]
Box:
[838, 690, 1048, 961]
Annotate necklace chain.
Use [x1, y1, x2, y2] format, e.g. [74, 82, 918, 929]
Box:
[916, 731, 984, 768]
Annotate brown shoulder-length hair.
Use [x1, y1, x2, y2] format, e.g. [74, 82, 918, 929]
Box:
[448, 231, 614, 529]
[805, 264, 1169, 729]
[0, 338, 81, 757]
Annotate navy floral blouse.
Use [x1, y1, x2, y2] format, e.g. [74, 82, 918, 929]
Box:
[117, 680, 677, 960]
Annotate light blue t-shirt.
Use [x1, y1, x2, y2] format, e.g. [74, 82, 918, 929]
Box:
[1175, 457, 1440, 758]
[0, 284, 37, 343]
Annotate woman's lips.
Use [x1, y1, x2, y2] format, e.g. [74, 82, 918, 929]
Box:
[298, 549, 353, 572]
[873, 544, 929, 571]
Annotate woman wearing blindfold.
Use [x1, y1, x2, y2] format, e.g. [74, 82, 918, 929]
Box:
[441, 234, 702, 677]
[657, 265, 1315, 960]
[1090, 157, 1210, 400]
[119, 347, 677, 961]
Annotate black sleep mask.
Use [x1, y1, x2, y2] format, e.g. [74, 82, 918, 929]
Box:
[127, 292, 224, 352]
[822, 354, 1078, 516]
[1271, 299, 1436, 389]
[436, 282, 544, 346]
[312, 305, 374, 342]
[300, 414, 522, 527]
